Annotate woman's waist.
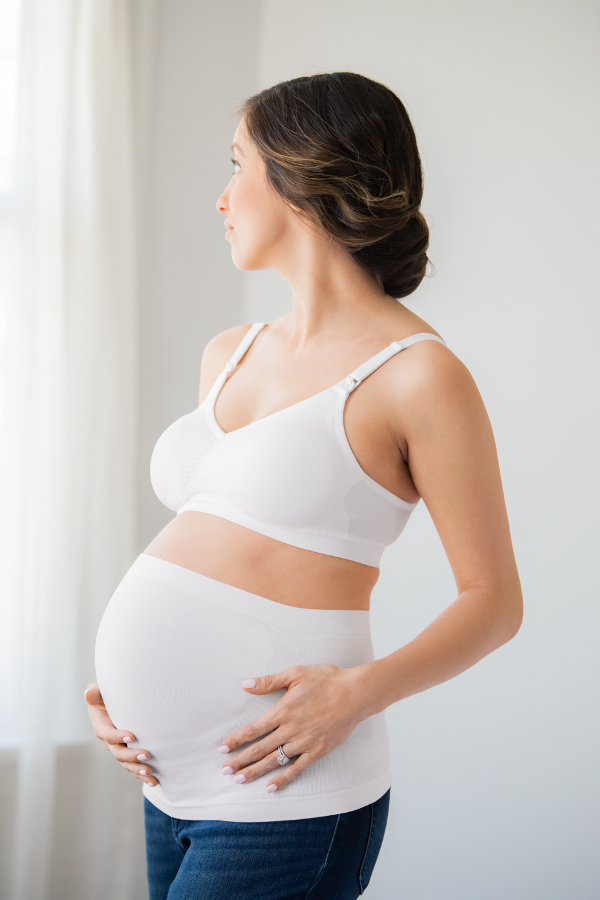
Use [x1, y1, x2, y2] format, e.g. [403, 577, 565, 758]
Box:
[144, 510, 377, 611]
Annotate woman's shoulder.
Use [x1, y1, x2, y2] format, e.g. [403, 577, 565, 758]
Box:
[379, 309, 482, 439]
[204, 323, 256, 362]
[198, 323, 257, 403]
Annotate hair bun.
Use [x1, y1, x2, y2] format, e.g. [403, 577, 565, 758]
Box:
[352, 211, 429, 299]
[240, 72, 430, 299]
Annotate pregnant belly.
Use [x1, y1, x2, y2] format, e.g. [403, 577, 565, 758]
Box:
[94, 553, 389, 819]
[95, 557, 281, 798]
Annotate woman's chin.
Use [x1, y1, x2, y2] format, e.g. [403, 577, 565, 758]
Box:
[231, 250, 267, 272]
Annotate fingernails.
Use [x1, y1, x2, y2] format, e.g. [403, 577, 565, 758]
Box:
[266, 784, 278, 793]
[139, 769, 148, 776]
[137, 754, 149, 761]
[218, 745, 230, 754]
[123, 736, 133, 743]
[234, 774, 246, 784]
[222, 766, 234, 775]
[241, 679, 256, 688]
[146, 781, 155, 787]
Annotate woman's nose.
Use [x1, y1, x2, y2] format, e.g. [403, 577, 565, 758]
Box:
[216, 187, 229, 214]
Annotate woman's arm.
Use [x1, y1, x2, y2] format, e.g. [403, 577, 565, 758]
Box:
[218, 343, 522, 791]
[358, 339, 523, 712]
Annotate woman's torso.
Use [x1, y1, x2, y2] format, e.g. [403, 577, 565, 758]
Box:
[144, 310, 442, 611]
[95, 310, 445, 819]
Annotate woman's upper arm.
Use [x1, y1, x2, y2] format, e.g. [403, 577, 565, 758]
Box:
[392, 343, 522, 616]
[198, 324, 254, 405]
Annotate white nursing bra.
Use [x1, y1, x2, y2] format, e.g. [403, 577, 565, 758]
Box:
[150, 323, 446, 568]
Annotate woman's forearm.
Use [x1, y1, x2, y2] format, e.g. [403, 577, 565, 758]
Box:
[354, 584, 523, 720]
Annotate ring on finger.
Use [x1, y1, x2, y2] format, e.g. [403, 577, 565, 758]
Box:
[276, 745, 291, 766]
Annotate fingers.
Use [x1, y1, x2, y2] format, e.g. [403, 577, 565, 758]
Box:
[264, 752, 312, 793]
[84, 683, 104, 708]
[119, 758, 159, 787]
[222, 743, 298, 787]
[89, 707, 137, 747]
[220, 666, 303, 753]
[83, 684, 157, 784]
[222, 748, 312, 792]
[219, 714, 280, 757]
[240, 667, 301, 696]
[101, 738, 158, 785]
[84, 685, 137, 746]
[102, 727, 137, 746]
[220, 726, 285, 769]
[104, 738, 151, 765]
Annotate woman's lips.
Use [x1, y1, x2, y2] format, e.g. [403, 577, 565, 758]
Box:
[225, 227, 234, 239]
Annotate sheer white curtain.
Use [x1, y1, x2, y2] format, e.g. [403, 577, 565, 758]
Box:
[0, 1, 141, 898]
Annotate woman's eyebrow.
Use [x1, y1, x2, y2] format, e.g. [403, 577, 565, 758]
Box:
[231, 143, 245, 155]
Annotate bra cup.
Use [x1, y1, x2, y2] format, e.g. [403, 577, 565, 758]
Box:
[150, 408, 217, 511]
[223, 417, 348, 527]
[185, 430, 239, 500]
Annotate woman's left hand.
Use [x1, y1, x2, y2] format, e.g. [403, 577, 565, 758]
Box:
[218, 664, 374, 793]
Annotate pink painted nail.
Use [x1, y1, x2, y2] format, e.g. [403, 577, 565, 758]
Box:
[123, 736, 133, 743]
[139, 769, 148, 776]
[266, 784, 278, 793]
[222, 766, 233, 776]
[218, 745, 230, 754]
[234, 774, 246, 784]
[137, 754, 149, 761]
[241, 679, 256, 688]
[146, 781, 155, 787]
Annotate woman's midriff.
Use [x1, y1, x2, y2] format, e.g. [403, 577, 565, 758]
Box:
[143, 511, 378, 611]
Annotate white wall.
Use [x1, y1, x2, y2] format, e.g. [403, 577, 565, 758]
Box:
[242, 2, 600, 898]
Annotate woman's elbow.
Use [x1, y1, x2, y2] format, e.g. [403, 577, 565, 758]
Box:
[499, 583, 524, 644]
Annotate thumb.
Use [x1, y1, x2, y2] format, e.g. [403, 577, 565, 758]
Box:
[84, 682, 105, 707]
[240, 669, 295, 694]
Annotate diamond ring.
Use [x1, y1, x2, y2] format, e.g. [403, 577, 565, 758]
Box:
[276, 745, 291, 766]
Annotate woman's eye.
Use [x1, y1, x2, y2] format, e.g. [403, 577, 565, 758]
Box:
[230, 156, 240, 173]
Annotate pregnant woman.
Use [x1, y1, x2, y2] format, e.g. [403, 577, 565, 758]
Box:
[87, 72, 522, 899]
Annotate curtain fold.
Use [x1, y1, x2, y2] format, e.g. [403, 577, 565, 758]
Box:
[0, 1, 139, 897]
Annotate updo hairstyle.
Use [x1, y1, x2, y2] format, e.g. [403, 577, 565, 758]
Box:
[238, 72, 429, 299]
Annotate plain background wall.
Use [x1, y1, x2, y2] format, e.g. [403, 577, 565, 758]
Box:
[135, 2, 600, 899]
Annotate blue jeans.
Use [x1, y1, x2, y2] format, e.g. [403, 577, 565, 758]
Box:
[144, 789, 390, 900]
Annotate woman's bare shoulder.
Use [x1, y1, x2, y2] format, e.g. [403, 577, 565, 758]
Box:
[374, 304, 480, 433]
[198, 323, 256, 404]
[384, 328, 485, 452]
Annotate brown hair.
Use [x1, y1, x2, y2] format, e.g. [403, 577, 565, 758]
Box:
[238, 72, 429, 299]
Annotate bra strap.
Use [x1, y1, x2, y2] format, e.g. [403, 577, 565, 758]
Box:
[223, 323, 266, 375]
[339, 333, 447, 393]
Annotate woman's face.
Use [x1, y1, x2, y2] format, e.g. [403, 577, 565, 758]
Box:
[216, 118, 303, 271]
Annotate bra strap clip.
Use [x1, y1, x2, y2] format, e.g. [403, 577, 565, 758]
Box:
[339, 375, 359, 393]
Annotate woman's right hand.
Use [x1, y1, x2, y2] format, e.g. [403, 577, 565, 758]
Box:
[84, 683, 158, 787]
